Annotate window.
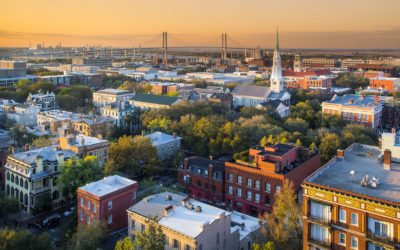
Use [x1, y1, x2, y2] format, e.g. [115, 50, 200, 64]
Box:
[228, 186, 233, 195]
[185, 245, 191, 250]
[247, 191, 252, 200]
[228, 173, 233, 182]
[237, 188, 242, 197]
[265, 196, 271, 206]
[247, 178, 252, 187]
[87, 200, 90, 210]
[132, 191, 136, 200]
[339, 209, 346, 223]
[80, 210, 84, 221]
[255, 193, 260, 202]
[266, 183, 271, 193]
[237, 176, 242, 184]
[351, 213, 358, 226]
[141, 224, 145, 232]
[108, 201, 112, 210]
[108, 214, 112, 224]
[87, 214, 90, 223]
[255, 180, 260, 189]
[93, 217, 96, 226]
[310, 223, 329, 242]
[339, 232, 346, 245]
[276, 185, 281, 193]
[173, 239, 180, 248]
[81, 198, 84, 207]
[216, 232, 220, 244]
[369, 218, 392, 238]
[131, 219, 135, 229]
[310, 201, 331, 221]
[351, 236, 358, 249]
[93, 204, 96, 212]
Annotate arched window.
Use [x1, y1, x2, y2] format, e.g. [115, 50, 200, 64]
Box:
[11, 174, 14, 183]
[6, 172, 10, 181]
[15, 177, 18, 185]
[6, 185, 10, 195]
[19, 191, 23, 202]
[25, 180, 28, 189]
[20, 177, 23, 187]
[53, 177, 57, 186]
[15, 188, 18, 199]
[52, 191, 59, 200]
[11, 187, 14, 196]
[24, 194, 28, 205]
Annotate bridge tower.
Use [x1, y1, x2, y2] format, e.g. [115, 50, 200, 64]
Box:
[221, 33, 227, 60]
[162, 32, 168, 65]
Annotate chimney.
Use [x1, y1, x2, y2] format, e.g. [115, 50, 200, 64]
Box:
[184, 158, 189, 170]
[208, 164, 214, 179]
[173, 132, 177, 139]
[374, 95, 379, 103]
[141, 130, 145, 137]
[392, 127, 397, 134]
[164, 205, 173, 217]
[337, 149, 344, 158]
[8, 146, 14, 155]
[81, 138, 85, 145]
[379, 138, 382, 149]
[181, 197, 189, 206]
[383, 149, 391, 171]
[361, 95, 365, 99]
[25, 144, 31, 152]
[57, 153, 64, 165]
[35, 155, 44, 172]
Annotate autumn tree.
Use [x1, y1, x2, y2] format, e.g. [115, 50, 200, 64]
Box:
[260, 180, 302, 249]
[319, 133, 340, 163]
[68, 223, 107, 250]
[135, 219, 165, 250]
[32, 137, 52, 148]
[0, 228, 52, 250]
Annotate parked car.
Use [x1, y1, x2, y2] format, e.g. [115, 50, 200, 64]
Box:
[64, 207, 75, 216]
[42, 213, 61, 228]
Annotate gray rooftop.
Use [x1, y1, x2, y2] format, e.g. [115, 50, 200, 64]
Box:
[10, 145, 76, 165]
[323, 94, 383, 108]
[128, 192, 186, 218]
[231, 85, 272, 98]
[306, 144, 400, 204]
[79, 175, 137, 197]
[95, 88, 133, 95]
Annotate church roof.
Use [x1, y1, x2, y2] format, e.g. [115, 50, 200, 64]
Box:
[231, 85, 272, 98]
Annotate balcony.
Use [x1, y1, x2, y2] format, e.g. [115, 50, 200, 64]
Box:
[366, 230, 396, 247]
[31, 186, 51, 195]
[308, 216, 332, 227]
[308, 238, 331, 249]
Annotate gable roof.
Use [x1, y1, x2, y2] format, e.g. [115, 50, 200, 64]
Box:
[231, 85, 272, 98]
[259, 99, 288, 109]
[133, 93, 179, 106]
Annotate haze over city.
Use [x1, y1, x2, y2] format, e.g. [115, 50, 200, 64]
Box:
[1, 0, 400, 48]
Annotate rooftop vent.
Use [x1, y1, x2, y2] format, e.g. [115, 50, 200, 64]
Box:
[194, 206, 202, 212]
[186, 203, 194, 210]
[166, 194, 172, 200]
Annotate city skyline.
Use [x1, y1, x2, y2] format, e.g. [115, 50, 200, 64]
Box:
[1, 0, 400, 48]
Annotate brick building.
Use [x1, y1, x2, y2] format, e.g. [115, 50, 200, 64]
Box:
[0, 129, 10, 190]
[348, 64, 397, 77]
[77, 175, 138, 232]
[369, 77, 400, 93]
[225, 144, 320, 217]
[177, 156, 226, 207]
[302, 143, 400, 250]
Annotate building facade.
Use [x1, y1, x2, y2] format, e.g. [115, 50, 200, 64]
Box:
[77, 175, 138, 232]
[132, 93, 181, 110]
[302, 143, 400, 250]
[369, 77, 400, 93]
[26, 89, 57, 111]
[6, 104, 40, 127]
[0, 129, 10, 190]
[145, 132, 182, 160]
[93, 89, 135, 108]
[100, 101, 136, 128]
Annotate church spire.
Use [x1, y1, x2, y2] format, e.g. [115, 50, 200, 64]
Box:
[275, 27, 279, 51]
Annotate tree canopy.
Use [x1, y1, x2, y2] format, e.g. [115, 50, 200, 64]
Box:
[0, 228, 52, 250]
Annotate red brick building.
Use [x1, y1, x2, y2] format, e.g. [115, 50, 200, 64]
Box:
[225, 144, 321, 217]
[369, 77, 400, 93]
[77, 175, 138, 232]
[348, 64, 397, 77]
[177, 156, 226, 207]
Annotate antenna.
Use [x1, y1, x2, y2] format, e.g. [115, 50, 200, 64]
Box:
[349, 170, 355, 182]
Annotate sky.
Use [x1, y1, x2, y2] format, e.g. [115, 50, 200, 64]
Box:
[0, 0, 399, 48]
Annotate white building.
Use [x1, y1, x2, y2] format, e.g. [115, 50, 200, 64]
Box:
[6, 104, 40, 127]
[145, 131, 182, 160]
[381, 130, 400, 162]
[100, 101, 136, 128]
[93, 89, 135, 107]
[26, 89, 56, 111]
[127, 192, 260, 250]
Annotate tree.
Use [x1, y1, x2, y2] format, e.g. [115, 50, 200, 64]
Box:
[333, 72, 369, 91]
[14, 79, 32, 88]
[59, 156, 103, 199]
[0, 228, 52, 250]
[115, 237, 136, 250]
[135, 219, 165, 250]
[0, 195, 19, 223]
[261, 180, 302, 249]
[32, 137, 52, 148]
[68, 223, 107, 250]
[260, 136, 268, 146]
[319, 133, 340, 163]
[253, 242, 275, 250]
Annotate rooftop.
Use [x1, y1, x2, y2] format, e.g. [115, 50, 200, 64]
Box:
[10, 145, 76, 165]
[79, 175, 137, 197]
[305, 144, 400, 204]
[133, 93, 179, 106]
[231, 85, 271, 98]
[159, 199, 230, 238]
[95, 88, 133, 95]
[128, 192, 186, 218]
[64, 135, 109, 147]
[230, 211, 260, 240]
[323, 94, 383, 108]
[252, 143, 296, 157]
[145, 132, 182, 146]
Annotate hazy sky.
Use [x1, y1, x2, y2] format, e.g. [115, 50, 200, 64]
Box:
[1, 0, 399, 48]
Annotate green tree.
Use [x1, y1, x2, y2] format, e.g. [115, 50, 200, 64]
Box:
[253, 242, 275, 250]
[260, 136, 268, 146]
[0, 195, 19, 224]
[319, 133, 340, 163]
[14, 79, 32, 88]
[32, 137, 52, 148]
[135, 219, 165, 250]
[0, 228, 52, 250]
[261, 180, 302, 249]
[147, 118, 172, 134]
[333, 72, 369, 91]
[68, 223, 107, 250]
[59, 156, 103, 199]
[115, 236, 136, 250]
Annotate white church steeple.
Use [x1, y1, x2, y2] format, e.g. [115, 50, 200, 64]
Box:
[270, 28, 284, 93]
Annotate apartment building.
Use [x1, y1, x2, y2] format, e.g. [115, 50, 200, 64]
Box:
[302, 58, 339, 69]
[302, 143, 400, 250]
[132, 93, 181, 110]
[72, 57, 112, 67]
[225, 143, 320, 217]
[348, 64, 396, 77]
[58, 135, 110, 167]
[100, 101, 136, 128]
[321, 94, 384, 130]
[127, 192, 260, 250]
[26, 89, 57, 111]
[77, 175, 138, 232]
[6, 104, 40, 127]
[369, 77, 400, 93]
[145, 131, 182, 160]
[380, 130, 400, 162]
[93, 89, 135, 108]
[4, 145, 76, 214]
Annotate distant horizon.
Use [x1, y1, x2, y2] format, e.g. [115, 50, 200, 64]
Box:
[1, 0, 400, 49]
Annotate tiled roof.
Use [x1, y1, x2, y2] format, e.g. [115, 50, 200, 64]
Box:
[133, 93, 179, 106]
